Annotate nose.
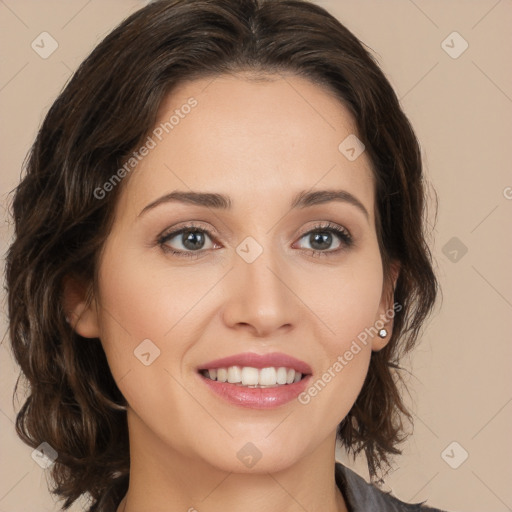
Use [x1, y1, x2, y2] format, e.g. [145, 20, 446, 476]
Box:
[221, 245, 299, 338]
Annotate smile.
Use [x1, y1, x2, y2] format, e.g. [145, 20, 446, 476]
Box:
[200, 365, 304, 387]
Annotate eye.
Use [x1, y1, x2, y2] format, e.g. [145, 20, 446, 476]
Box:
[294, 222, 353, 256]
[157, 223, 218, 258]
[157, 221, 353, 259]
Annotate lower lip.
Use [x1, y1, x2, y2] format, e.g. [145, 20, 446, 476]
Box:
[199, 373, 312, 409]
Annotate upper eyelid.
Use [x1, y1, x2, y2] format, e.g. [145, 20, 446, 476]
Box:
[308, 221, 350, 234]
[158, 221, 219, 239]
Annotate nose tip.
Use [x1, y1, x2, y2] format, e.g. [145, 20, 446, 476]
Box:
[221, 253, 296, 337]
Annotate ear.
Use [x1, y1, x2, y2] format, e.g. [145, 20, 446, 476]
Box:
[62, 275, 100, 338]
[372, 259, 401, 352]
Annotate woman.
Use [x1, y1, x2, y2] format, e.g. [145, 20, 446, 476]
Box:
[6, 0, 445, 510]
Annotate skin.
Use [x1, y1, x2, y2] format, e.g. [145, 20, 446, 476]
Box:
[67, 72, 399, 512]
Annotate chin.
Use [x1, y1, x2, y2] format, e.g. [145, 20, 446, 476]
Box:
[200, 435, 309, 475]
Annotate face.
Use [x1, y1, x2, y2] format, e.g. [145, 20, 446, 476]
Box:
[71, 73, 397, 475]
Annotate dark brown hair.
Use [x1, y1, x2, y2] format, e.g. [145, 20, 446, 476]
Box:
[5, 0, 438, 510]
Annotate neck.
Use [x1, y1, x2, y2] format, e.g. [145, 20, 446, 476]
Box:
[118, 409, 348, 512]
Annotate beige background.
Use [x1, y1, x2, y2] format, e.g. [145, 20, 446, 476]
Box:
[1, 1, 511, 511]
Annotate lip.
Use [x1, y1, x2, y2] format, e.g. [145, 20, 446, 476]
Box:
[198, 373, 312, 409]
[197, 352, 313, 374]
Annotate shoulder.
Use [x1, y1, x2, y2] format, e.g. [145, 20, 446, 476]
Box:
[335, 462, 448, 512]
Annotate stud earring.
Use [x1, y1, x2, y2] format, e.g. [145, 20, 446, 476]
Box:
[378, 328, 388, 338]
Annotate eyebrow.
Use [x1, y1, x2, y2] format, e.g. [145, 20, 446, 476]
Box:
[138, 189, 369, 221]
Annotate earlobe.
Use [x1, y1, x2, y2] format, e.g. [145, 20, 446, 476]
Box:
[372, 259, 401, 352]
[62, 276, 100, 338]
[372, 325, 391, 352]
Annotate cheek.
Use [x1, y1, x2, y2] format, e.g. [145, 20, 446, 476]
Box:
[95, 247, 215, 349]
[297, 252, 384, 346]
[92, 252, 192, 424]
[93, 245, 230, 412]
[297, 255, 383, 398]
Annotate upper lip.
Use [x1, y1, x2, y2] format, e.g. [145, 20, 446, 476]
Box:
[198, 352, 312, 374]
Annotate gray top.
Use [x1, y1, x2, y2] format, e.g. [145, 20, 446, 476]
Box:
[335, 462, 447, 511]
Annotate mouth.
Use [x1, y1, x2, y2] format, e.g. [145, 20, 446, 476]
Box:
[196, 352, 312, 408]
[199, 366, 308, 388]
[197, 351, 312, 386]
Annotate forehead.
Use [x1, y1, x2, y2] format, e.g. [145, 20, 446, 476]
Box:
[117, 73, 376, 220]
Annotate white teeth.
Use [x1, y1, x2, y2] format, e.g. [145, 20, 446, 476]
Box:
[276, 367, 288, 385]
[227, 365, 242, 384]
[241, 367, 259, 385]
[259, 367, 277, 386]
[202, 366, 305, 387]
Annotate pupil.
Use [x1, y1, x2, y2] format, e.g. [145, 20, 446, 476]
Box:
[311, 232, 331, 250]
[183, 230, 204, 250]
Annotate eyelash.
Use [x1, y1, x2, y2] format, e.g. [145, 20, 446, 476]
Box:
[157, 221, 353, 260]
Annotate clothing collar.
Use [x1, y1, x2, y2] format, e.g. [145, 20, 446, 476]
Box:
[334, 461, 433, 511]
